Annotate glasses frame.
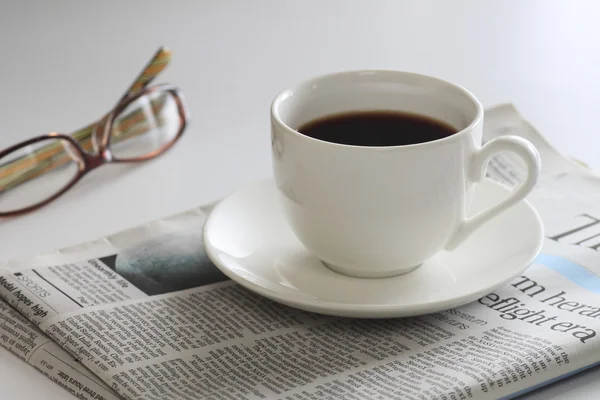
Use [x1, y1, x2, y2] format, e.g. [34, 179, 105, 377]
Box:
[0, 83, 189, 217]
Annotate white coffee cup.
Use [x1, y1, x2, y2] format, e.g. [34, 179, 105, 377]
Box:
[270, 70, 540, 278]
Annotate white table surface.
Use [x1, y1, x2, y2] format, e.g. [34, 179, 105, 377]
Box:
[1, 1, 600, 398]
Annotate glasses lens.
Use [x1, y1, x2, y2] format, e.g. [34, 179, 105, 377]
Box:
[0, 138, 81, 213]
[109, 90, 182, 160]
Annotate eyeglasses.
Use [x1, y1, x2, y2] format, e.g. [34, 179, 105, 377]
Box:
[0, 47, 190, 217]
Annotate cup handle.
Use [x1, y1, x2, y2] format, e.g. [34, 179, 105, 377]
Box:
[445, 136, 541, 251]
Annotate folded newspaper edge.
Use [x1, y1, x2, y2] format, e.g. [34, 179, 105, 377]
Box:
[2, 103, 600, 399]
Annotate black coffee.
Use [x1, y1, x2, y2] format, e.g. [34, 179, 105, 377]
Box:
[297, 111, 456, 146]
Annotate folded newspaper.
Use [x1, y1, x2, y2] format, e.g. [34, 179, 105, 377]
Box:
[2, 104, 600, 400]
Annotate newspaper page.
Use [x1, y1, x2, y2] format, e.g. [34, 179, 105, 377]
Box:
[0, 299, 121, 400]
[3, 103, 600, 399]
[0, 206, 217, 400]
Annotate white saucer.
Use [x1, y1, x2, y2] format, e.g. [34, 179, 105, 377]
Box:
[203, 178, 543, 318]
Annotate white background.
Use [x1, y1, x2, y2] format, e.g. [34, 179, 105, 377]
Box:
[1, 1, 599, 398]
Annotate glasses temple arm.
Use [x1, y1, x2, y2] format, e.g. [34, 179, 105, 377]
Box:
[118, 47, 172, 103]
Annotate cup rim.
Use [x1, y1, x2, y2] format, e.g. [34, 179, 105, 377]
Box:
[270, 69, 484, 150]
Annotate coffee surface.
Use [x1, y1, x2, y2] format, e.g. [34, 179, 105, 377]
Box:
[297, 111, 456, 146]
